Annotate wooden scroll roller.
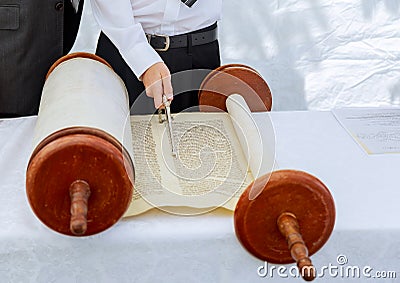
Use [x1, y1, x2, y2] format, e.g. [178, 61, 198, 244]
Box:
[235, 171, 335, 281]
[198, 64, 272, 112]
[26, 52, 134, 236]
[199, 65, 335, 281]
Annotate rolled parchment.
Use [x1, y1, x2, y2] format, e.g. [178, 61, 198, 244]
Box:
[226, 94, 275, 179]
[26, 53, 134, 236]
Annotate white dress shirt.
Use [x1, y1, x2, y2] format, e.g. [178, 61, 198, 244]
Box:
[90, 0, 222, 79]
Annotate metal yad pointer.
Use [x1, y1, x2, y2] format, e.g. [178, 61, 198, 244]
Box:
[158, 94, 177, 157]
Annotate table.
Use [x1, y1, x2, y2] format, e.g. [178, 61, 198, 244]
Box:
[0, 111, 399, 282]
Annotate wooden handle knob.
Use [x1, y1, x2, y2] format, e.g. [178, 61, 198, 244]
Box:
[69, 180, 91, 236]
[277, 213, 316, 281]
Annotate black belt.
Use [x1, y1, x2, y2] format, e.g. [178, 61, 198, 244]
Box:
[146, 26, 218, 52]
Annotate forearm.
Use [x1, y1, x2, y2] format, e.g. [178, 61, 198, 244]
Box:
[89, 0, 163, 78]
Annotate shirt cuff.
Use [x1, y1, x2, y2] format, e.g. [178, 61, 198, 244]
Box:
[121, 42, 163, 80]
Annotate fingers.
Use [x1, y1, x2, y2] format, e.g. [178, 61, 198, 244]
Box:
[142, 62, 174, 109]
[148, 79, 163, 108]
[162, 75, 173, 101]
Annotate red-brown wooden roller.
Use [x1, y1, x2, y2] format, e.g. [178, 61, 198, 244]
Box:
[234, 170, 335, 281]
[198, 65, 335, 281]
[26, 53, 134, 236]
[198, 64, 272, 112]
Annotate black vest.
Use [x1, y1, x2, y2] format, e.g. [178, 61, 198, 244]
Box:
[0, 0, 82, 117]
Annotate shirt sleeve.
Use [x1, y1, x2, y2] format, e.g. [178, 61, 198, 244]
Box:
[89, 0, 163, 79]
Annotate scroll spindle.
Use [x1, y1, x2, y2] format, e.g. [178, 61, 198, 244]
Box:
[69, 180, 91, 236]
[25, 53, 135, 236]
[277, 212, 316, 281]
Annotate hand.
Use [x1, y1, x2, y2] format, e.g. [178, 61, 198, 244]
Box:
[141, 62, 173, 108]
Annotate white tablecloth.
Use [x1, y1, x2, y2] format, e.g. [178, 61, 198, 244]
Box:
[0, 111, 399, 282]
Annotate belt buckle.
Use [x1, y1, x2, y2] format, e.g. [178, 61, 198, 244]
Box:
[148, 34, 170, 52]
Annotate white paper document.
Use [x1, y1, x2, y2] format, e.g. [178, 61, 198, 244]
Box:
[332, 107, 400, 154]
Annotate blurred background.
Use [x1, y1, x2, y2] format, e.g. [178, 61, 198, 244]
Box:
[73, 0, 400, 111]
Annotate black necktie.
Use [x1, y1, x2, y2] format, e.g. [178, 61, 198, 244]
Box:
[181, 0, 197, 7]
